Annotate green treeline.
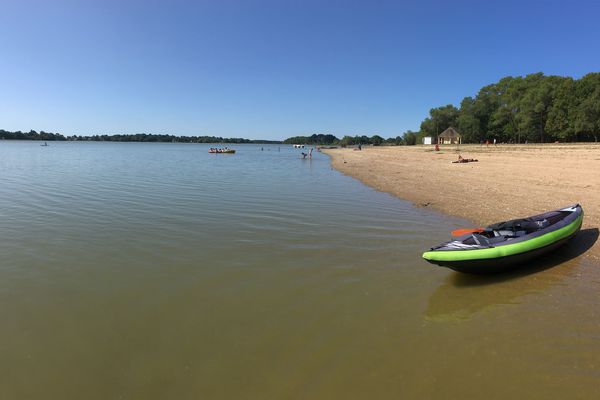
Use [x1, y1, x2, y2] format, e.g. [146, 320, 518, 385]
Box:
[283, 133, 402, 146]
[419, 72, 600, 143]
[283, 134, 339, 145]
[0, 129, 67, 141]
[0, 129, 397, 146]
[0, 130, 281, 144]
[69, 134, 281, 144]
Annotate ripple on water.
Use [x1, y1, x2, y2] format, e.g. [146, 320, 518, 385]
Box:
[1, 141, 596, 398]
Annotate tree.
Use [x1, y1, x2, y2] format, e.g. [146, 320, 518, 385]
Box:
[402, 130, 418, 145]
[546, 77, 577, 141]
[574, 73, 600, 141]
[420, 104, 460, 138]
[457, 97, 480, 143]
[518, 75, 562, 142]
[384, 136, 404, 145]
[488, 76, 527, 143]
[369, 135, 383, 145]
[472, 82, 503, 140]
[339, 136, 355, 146]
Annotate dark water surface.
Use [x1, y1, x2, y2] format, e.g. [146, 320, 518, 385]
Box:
[0, 141, 598, 399]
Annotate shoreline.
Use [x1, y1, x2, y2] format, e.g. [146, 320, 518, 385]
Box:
[322, 144, 600, 260]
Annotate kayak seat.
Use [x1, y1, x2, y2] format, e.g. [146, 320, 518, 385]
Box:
[496, 229, 514, 237]
[536, 218, 550, 229]
[488, 218, 540, 233]
[495, 229, 527, 238]
[487, 235, 509, 244]
[472, 233, 491, 246]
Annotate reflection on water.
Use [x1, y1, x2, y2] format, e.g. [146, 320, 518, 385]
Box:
[426, 267, 572, 322]
[426, 228, 598, 322]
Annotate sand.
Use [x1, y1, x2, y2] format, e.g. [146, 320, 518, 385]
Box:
[323, 143, 600, 259]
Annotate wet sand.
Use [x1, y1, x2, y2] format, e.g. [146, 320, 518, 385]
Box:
[323, 143, 600, 260]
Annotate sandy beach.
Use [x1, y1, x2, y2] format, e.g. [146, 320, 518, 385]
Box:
[323, 143, 600, 259]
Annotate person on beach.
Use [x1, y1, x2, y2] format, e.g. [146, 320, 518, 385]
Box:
[309, 148, 313, 158]
[358, 143, 362, 150]
[453, 154, 478, 163]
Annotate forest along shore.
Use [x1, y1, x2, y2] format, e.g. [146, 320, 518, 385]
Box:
[323, 143, 600, 260]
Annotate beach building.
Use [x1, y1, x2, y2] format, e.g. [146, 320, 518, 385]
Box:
[437, 127, 461, 145]
[423, 136, 434, 145]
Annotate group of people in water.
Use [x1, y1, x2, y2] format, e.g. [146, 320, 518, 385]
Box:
[301, 148, 314, 159]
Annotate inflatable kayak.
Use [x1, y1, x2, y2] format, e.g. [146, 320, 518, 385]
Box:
[423, 204, 583, 274]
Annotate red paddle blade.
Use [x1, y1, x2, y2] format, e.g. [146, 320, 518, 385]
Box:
[451, 228, 484, 237]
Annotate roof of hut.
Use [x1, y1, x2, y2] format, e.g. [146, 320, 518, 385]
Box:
[438, 127, 461, 138]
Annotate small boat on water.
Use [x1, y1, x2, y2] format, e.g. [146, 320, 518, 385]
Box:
[208, 148, 235, 154]
[422, 204, 583, 274]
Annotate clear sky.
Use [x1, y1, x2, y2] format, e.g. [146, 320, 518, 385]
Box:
[1, 0, 599, 140]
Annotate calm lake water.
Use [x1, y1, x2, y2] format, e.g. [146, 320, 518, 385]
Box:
[1, 141, 598, 399]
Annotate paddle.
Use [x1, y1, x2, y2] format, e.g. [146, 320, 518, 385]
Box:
[451, 228, 484, 237]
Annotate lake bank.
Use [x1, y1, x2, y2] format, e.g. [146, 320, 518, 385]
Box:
[322, 143, 600, 260]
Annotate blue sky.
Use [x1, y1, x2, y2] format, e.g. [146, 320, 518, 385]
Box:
[1, 0, 599, 140]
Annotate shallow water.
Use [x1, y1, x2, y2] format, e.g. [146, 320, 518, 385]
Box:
[0, 141, 598, 399]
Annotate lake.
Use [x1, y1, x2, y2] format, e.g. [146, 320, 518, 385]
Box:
[0, 141, 598, 399]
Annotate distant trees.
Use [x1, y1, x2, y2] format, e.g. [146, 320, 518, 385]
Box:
[574, 73, 600, 142]
[370, 135, 384, 145]
[339, 135, 370, 146]
[0, 129, 67, 141]
[0, 130, 281, 143]
[283, 134, 338, 145]
[419, 72, 600, 143]
[401, 131, 418, 146]
[385, 136, 405, 145]
[339, 134, 403, 146]
[420, 105, 460, 138]
[285, 133, 396, 146]
[0, 129, 400, 145]
[69, 134, 281, 143]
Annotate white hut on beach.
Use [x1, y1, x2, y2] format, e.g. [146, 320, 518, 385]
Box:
[437, 127, 461, 145]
